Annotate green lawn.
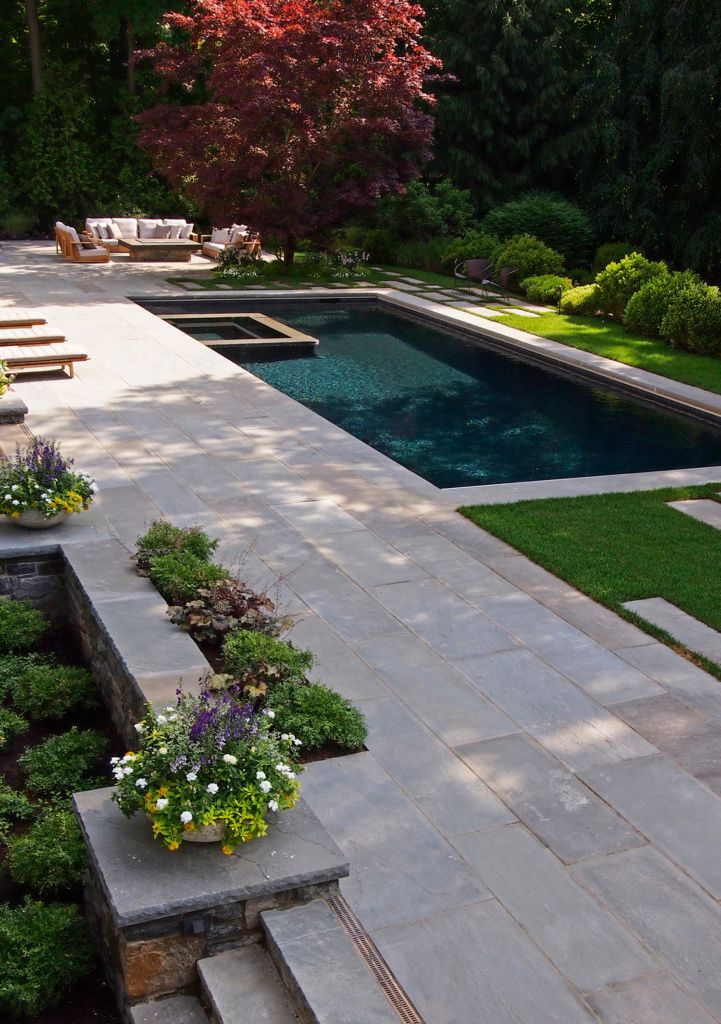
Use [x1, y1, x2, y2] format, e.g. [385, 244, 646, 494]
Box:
[496, 311, 721, 396]
[461, 484, 721, 676]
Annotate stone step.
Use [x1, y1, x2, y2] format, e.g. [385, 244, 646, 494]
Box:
[624, 597, 721, 665]
[197, 944, 298, 1024]
[262, 900, 399, 1024]
[130, 994, 210, 1024]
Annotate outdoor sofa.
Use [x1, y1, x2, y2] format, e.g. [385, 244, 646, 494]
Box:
[82, 217, 196, 249]
[55, 223, 109, 263]
[201, 224, 261, 260]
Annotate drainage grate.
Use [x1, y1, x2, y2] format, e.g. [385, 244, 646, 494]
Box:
[326, 893, 426, 1024]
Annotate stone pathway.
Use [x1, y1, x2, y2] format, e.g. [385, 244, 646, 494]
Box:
[669, 497, 721, 529]
[625, 597, 721, 666]
[3, 241, 721, 1023]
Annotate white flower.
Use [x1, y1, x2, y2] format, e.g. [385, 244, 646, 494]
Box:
[123, 766, 133, 776]
[293, 738, 302, 747]
[180, 811, 193, 824]
[256, 771, 266, 780]
[156, 714, 167, 725]
[164, 706, 174, 713]
[90, 481, 98, 493]
[155, 798, 168, 810]
[222, 754, 237, 765]
[113, 768, 124, 780]
[134, 722, 143, 733]
[264, 709, 275, 719]
[4, 494, 11, 500]
[280, 734, 289, 741]
[11, 499, 19, 506]
[158, 747, 168, 755]
[122, 753, 134, 763]
[207, 783, 219, 795]
[11, 484, 18, 491]
[135, 778, 148, 789]
[186, 771, 197, 782]
[110, 757, 120, 766]
[268, 799, 279, 812]
[275, 763, 288, 773]
[259, 779, 272, 793]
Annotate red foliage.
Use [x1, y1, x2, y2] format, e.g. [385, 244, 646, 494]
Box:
[136, 0, 440, 259]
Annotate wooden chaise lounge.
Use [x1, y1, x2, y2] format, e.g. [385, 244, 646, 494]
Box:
[0, 326, 66, 346]
[2, 345, 88, 378]
[0, 312, 47, 328]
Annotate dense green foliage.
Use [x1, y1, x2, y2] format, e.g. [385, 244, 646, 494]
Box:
[482, 194, 594, 266]
[595, 253, 668, 319]
[222, 630, 314, 697]
[134, 520, 219, 572]
[268, 682, 368, 752]
[0, 899, 94, 1017]
[493, 234, 565, 281]
[0, 779, 34, 843]
[0, 708, 28, 751]
[460, 484, 721, 673]
[0, 598, 48, 654]
[521, 275, 573, 305]
[8, 809, 86, 897]
[660, 282, 721, 355]
[149, 552, 231, 605]
[19, 727, 107, 797]
[623, 270, 699, 337]
[0, 655, 96, 720]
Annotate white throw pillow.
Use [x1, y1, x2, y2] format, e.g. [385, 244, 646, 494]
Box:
[179, 222, 193, 239]
[113, 218, 138, 238]
[153, 224, 172, 239]
[108, 223, 123, 240]
[211, 227, 231, 244]
[163, 220, 184, 239]
[95, 222, 112, 239]
[229, 226, 249, 244]
[138, 218, 162, 239]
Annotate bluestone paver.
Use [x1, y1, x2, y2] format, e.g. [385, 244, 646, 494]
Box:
[372, 900, 597, 1024]
[452, 823, 655, 991]
[314, 530, 429, 587]
[587, 973, 717, 1024]
[198, 945, 297, 1024]
[580, 755, 721, 897]
[576, 847, 721, 1018]
[273, 497, 366, 534]
[129, 995, 209, 1024]
[618, 641, 721, 722]
[456, 732, 643, 862]
[669, 497, 721, 529]
[625, 597, 721, 664]
[286, 614, 389, 702]
[454, 648, 656, 770]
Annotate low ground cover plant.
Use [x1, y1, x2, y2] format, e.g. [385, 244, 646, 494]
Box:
[0, 654, 96, 720]
[149, 551, 231, 605]
[558, 284, 601, 316]
[19, 726, 107, 797]
[0, 708, 28, 750]
[167, 578, 284, 645]
[222, 630, 314, 698]
[0, 358, 13, 397]
[268, 682, 368, 752]
[113, 691, 301, 852]
[8, 808, 86, 897]
[0, 779, 34, 843]
[0, 898, 94, 1017]
[0, 597, 48, 654]
[134, 519, 219, 572]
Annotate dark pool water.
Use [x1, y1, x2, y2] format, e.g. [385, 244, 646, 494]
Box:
[227, 304, 721, 488]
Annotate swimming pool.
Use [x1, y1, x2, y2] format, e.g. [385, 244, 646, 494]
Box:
[149, 298, 721, 488]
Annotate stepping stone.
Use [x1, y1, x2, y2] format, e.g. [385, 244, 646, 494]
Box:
[419, 290, 459, 302]
[395, 276, 427, 285]
[624, 597, 721, 664]
[504, 308, 540, 318]
[457, 306, 504, 318]
[382, 280, 422, 290]
[669, 498, 721, 529]
[130, 995, 209, 1024]
[198, 945, 296, 1024]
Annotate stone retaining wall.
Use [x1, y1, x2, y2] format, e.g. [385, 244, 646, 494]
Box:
[0, 550, 64, 622]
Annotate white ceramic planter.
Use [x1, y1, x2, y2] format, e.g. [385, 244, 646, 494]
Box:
[6, 509, 70, 530]
[182, 822, 225, 844]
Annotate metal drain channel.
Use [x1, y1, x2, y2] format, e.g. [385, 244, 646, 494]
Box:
[326, 893, 426, 1024]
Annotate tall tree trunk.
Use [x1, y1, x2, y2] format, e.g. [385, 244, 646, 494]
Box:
[127, 17, 136, 95]
[25, 0, 43, 95]
[283, 234, 296, 265]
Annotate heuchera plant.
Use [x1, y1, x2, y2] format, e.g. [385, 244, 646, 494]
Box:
[112, 689, 302, 853]
[0, 437, 95, 519]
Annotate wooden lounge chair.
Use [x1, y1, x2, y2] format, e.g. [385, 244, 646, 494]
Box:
[0, 312, 46, 328]
[0, 326, 66, 347]
[2, 345, 88, 378]
[55, 224, 109, 264]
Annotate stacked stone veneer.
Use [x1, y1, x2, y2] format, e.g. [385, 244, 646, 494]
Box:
[0, 527, 349, 1021]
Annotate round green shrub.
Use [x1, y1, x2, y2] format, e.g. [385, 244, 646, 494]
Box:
[594, 242, 635, 271]
[134, 519, 219, 572]
[148, 551, 230, 604]
[0, 898, 94, 1017]
[0, 707, 28, 750]
[268, 682, 368, 752]
[482, 193, 594, 265]
[559, 284, 601, 316]
[493, 234, 565, 282]
[19, 726, 107, 797]
[222, 630, 313, 696]
[0, 597, 48, 655]
[362, 228, 398, 264]
[376, 179, 476, 242]
[595, 252, 668, 318]
[8, 808, 86, 896]
[441, 231, 501, 273]
[660, 282, 721, 355]
[0, 779, 34, 843]
[520, 275, 573, 305]
[623, 270, 700, 337]
[0, 654, 97, 720]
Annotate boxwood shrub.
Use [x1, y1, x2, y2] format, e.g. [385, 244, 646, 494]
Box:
[559, 284, 601, 316]
[0, 654, 96, 720]
[0, 707, 28, 750]
[19, 726, 107, 797]
[149, 551, 230, 604]
[594, 242, 635, 272]
[0, 778, 34, 842]
[0, 899, 94, 1017]
[0, 597, 48, 655]
[267, 681, 368, 752]
[493, 234, 565, 282]
[482, 192, 594, 266]
[8, 808, 86, 897]
[595, 252, 668, 318]
[660, 281, 721, 354]
[441, 231, 501, 273]
[623, 269, 700, 337]
[521, 275, 573, 305]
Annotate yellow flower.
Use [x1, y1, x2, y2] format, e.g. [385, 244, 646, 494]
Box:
[157, 786, 169, 797]
[183, 822, 196, 832]
[168, 840, 180, 851]
[221, 844, 234, 855]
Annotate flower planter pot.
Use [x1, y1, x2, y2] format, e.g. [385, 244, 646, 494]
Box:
[182, 822, 225, 844]
[6, 509, 70, 530]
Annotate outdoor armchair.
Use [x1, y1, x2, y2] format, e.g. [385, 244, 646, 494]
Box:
[453, 258, 493, 291]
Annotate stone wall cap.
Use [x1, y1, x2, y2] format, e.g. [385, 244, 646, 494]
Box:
[74, 787, 349, 928]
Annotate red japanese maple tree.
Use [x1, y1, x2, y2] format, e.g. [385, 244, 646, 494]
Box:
[136, 0, 440, 262]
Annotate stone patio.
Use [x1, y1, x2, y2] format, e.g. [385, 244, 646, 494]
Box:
[4, 240, 721, 1023]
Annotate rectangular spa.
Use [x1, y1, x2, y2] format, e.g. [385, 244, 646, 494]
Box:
[145, 298, 721, 488]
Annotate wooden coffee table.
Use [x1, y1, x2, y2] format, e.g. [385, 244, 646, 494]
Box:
[117, 239, 201, 262]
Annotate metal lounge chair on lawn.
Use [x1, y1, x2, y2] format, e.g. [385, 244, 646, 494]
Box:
[453, 258, 493, 292]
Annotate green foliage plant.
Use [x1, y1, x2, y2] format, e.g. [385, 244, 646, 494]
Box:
[594, 242, 635, 272]
[0, 358, 14, 397]
[8, 808, 86, 897]
[113, 692, 301, 852]
[441, 231, 501, 272]
[494, 234, 565, 281]
[521, 275, 573, 305]
[19, 726, 107, 797]
[559, 284, 601, 316]
[482, 193, 594, 265]
[0, 899, 94, 1017]
[167, 578, 283, 646]
[0, 654, 96, 720]
[0, 707, 28, 751]
[267, 681, 368, 752]
[134, 519, 219, 572]
[148, 552, 230, 605]
[222, 629, 314, 699]
[595, 252, 667, 318]
[623, 269, 700, 337]
[660, 282, 721, 355]
[375, 179, 476, 241]
[0, 779, 34, 843]
[0, 597, 48, 655]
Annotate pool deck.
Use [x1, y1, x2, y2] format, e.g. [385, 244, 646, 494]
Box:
[4, 241, 721, 1023]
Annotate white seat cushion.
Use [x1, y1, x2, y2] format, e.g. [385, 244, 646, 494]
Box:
[112, 218, 138, 238]
[211, 227, 231, 244]
[108, 223, 123, 240]
[138, 218, 163, 239]
[163, 219, 185, 239]
[179, 222, 193, 239]
[76, 247, 107, 261]
[202, 242, 225, 256]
